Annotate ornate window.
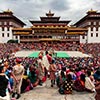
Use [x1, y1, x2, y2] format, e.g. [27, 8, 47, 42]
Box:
[2, 33, 4, 37]
[91, 27, 93, 31]
[82, 36, 85, 39]
[96, 27, 98, 31]
[4, 22, 7, 25]
[93, 22, 96, 25]
[7, 27, 9, 31]
[88, 22, 91, 25]
[96, 33, 98, 37]
[91, 33, 93, 37]
[7, 33, 9, 37]
[0, 22, 2, 25]
[2, 27, 4, 31]
[16, 36, 18, 39]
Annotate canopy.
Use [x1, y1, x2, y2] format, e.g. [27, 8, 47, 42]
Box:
[54, 51, 70, 58]
[28, 51, 40, 58]
[28, 51, 70, 58]
[15, 50, 92, 58]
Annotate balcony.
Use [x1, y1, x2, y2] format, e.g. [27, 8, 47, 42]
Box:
[20, 37, 80, 42]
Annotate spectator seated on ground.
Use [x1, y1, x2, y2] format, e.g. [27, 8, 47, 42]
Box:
[95, 77, 100, 100]
[94, 68, 100, 80]
[73, 74, 86, 92]
[21, 76, 33, 93]
[59, 74, 73, 94]
[28, 66, 39, 87]
[85, 70, 95, 92]
[56, 67, 66, 87]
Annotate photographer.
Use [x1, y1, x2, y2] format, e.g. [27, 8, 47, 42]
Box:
[0, 65, 9, 100]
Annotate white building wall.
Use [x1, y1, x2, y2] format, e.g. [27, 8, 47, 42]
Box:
[17, 35, 20, 43]
[0, 27, 13, 43]
[13, 35, 16, 40]
[13, 35, 20, 43]
[80, 35, 87, 43]
[87, 27, 100, 43]
[87, 27, 91, 43]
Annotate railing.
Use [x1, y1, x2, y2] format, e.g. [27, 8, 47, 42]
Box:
[20, 38, 80, 42]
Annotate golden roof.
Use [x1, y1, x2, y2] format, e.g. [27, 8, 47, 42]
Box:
[13, 28, 32, 31]
[67, 27, 87, 31]
[3, 9, 13, 14]
[13, 32, 30, 35]
[46, 10, 54, 17]
[32, 26, 67, 29]
[87, 9, 97, 14]
[67, 32, 85, 35]
[39, 38, 60, 41]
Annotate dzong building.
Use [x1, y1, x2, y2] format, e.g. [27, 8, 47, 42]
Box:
[12, 10, 87, 43]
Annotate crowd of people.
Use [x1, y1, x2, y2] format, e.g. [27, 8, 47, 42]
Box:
[82, 43, 100, 57]
[0, 42, 100, 59]
[0, 42, 100, 100]
[0, 42, 79, 59]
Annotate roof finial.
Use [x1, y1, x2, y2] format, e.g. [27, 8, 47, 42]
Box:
[49, 10, 51, 14]
[3, 9, 13, 14]
[90, 8, 93, 11]
[87, 9, 97, 14]
[46, 10, 54, 17]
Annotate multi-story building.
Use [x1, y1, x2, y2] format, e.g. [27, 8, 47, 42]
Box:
[1, 9, 100, 43]
[74, 9, 100, 43]
[0, 9, 25, 43]
[12, 11, 87, 43]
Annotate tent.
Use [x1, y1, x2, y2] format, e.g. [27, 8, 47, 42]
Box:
[28, 51, 70, 58]
[15, 50, 92, 58]
[28, 51, 40, 58]
[54, 51, 70, 58]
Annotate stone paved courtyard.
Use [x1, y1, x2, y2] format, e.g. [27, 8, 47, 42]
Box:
[18, 80, 95, 100]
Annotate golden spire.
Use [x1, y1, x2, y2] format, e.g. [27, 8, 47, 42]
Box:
[90, 8, 93, 11]
[46, 10, 54, 17]
[87, 8, 97, 14]
[3, 9, 13, 14]
[49, 10, 51, 14]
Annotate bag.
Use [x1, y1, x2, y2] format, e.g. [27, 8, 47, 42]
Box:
[58, 87, 64, 94]
[64, 90, 72, 94]
[42, 76, 47, 82]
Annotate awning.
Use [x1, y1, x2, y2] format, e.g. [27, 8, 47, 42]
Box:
[28, 51, 40, 58]
[54, 51, 70, 58]
[15, 50, 92, 58]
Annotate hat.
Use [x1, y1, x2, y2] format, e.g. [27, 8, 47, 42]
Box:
[51, 59, 55, 64]
[96, 76, 100, 81]
[47, 54, 52, 64]
[16, 58, 22, 63]
[39, 55, 42, 59]
[0, 65, 4, 73]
